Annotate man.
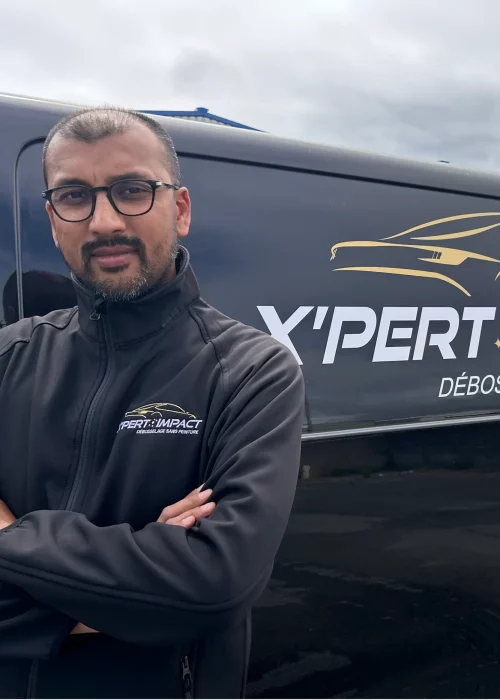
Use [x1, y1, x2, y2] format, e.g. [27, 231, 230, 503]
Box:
[0, 107, 305, 698]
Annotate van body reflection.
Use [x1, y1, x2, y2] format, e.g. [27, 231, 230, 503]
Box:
[2, 270, 76, 325]
[249, 426, 500, 698]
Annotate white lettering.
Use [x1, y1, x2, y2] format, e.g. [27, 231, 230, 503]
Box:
[372, 307, 418, 362]
[258, 304, 498, 366]
[413, 307, 459, 361]
[313, 307, 329, 330]
[392, 327, 413, 340]
[467, 376, 480, 395]
[439, 377, 454, 397]
[323, 307, 377, 364]
[453, 372, 467, 397]
[186, 420, 203, 429]
[462, 307, 496, 358]
[481, 375, 495, 394]
[440, 373, 500, 398]
[257, 306, 314, 364]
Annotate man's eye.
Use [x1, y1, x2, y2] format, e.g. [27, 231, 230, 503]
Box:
[114, 182, 152, 199]
[125, 187, 145, 195]
[58, 189, 88, 202]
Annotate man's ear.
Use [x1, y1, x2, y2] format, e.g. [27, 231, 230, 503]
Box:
[176, 187, 191, 239]
[46, 202, 60, 249]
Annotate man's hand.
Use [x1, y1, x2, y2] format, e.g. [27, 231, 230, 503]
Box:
[9, 488, 215, 639]
[0, 500, 16, 531]
[69, 487, 216, 637]
[70, 622, 99, 635]
[157, 486, 216, 528]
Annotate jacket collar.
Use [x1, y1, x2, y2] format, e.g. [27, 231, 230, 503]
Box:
[73, 245, 200, 345]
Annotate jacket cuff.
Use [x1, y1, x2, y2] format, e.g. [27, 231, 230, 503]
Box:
[48, 614, 80, 657]
[0, 516, 25, 534]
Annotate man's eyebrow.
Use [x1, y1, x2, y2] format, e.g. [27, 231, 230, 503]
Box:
[52, 177, 92, 188]
[105, 171, 152, 184]
[51, 172, 152, 188]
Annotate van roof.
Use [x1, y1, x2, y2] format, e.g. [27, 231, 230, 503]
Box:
[2, 91, 500, 201]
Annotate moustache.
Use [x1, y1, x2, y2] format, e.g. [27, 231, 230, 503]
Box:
[81, 236, 146, 263]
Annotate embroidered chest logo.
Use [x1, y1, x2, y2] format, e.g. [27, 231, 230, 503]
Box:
[117, 403, 203, 436]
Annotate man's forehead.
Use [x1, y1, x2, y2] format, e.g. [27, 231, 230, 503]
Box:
[46, 125, 167, 184]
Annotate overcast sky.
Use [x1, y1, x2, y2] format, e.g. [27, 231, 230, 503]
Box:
[1, 0, 499, 170]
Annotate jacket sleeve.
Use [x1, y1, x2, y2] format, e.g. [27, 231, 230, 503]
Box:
[0, 324, 77, 659]
[0, 340, 305, 646]
[0, 582, 75, 659]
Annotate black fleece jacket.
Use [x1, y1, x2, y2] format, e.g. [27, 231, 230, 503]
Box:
[0, 246, 304, 698]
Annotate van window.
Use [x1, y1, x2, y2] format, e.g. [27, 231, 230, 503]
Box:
[16, 142, 76, 322]
[0, 185, 17, 328]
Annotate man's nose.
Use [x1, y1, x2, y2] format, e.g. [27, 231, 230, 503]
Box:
[88, 192, 126, 235]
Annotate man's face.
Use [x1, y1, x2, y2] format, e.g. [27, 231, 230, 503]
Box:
[45, 124, 190, 301]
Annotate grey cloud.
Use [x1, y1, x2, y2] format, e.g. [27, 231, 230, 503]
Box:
[170, 49, 242, 100]
[0, 0, 499, 171]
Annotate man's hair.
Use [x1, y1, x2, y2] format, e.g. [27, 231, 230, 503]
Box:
[42, 106, 181, 187]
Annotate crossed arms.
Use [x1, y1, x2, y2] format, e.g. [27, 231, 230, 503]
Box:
[0, 347, 305, 658]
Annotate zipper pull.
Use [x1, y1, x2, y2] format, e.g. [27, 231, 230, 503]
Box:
[90, 297, 106, 321]
[181, 655, 193, 699]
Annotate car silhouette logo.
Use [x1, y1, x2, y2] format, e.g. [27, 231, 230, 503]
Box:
[330, 212, 500, 297]
[124, 403, 196, 420]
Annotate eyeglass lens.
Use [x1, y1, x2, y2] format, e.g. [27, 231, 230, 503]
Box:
[51, 180, 155, 221]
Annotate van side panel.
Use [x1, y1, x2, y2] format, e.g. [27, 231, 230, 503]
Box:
[176, 156, 500, 697]
[180, 156, 500, 433]
[11, 139, 500, 435]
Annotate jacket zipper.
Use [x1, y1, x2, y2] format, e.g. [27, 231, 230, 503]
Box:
[25, 659, 39, 698]
[26, 300, 113, 698]
[66, 298, 112, 512]
[181, 655, 194, 699]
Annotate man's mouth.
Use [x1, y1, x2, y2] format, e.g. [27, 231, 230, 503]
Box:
[91, 245, 137, 268]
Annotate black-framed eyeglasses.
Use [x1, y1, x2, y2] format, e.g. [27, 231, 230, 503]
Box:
[42, 179, 180, 223]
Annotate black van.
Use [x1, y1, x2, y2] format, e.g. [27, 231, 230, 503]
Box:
[2, 92, 500, 697]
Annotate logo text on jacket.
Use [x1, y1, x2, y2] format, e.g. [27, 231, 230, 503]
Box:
[117, 403, 203, 436]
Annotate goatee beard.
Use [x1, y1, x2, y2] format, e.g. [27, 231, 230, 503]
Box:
[89, 269, 152, 303]
[61, 235, 179, 303]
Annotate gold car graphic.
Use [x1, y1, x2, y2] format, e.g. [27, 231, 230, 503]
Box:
[125, 403, 196, 420]
[330, 212, 500, 297]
